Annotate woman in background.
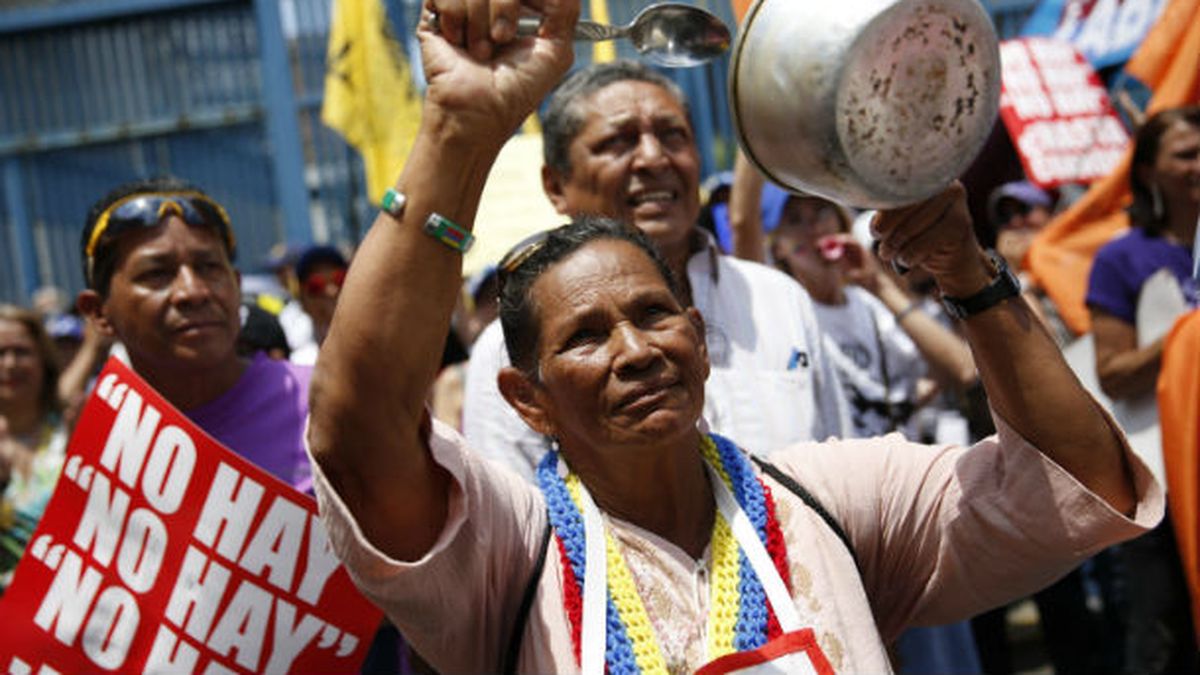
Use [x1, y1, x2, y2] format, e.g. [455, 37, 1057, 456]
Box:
[1086, 105, 1200, 675]
[1089, 105, 1198, 403]
[0, 304, 69, 594]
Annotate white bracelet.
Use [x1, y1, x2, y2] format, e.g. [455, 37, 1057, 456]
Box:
[895, 300, 921, 322]
[381, 188, 407, 217]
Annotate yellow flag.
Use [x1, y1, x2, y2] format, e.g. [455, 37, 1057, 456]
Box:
[589, 0, 616, 63]
[322, 0, 422, 203]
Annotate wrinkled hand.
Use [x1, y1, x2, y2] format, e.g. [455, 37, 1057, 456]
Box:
[871, 182, 990, 296]
[419, 0, 579, 146]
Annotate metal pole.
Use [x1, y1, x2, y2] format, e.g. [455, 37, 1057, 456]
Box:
[253, 0, 314, 246]
[3, 158, 39, 303]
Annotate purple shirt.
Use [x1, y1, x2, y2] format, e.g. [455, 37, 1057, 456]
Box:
[1086, 227, 1198, 324]
[187, 352, 313, 493]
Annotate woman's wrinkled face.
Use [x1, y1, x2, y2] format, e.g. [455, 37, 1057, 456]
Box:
[0, 319, 44, 409]
[524, 239, 709, 454]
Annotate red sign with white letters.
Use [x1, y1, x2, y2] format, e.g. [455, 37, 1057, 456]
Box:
[0, 358, 381, 674]
[998, 36, 1130, 188]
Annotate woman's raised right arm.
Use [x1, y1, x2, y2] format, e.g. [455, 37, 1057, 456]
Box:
[306, 0, 578, 561]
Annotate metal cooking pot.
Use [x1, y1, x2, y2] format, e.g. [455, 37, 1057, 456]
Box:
[729, 0, 1001, 208]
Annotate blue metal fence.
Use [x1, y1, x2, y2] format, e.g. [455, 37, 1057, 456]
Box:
[0, 0, 1037, 306]
[0, 0, 283, 304]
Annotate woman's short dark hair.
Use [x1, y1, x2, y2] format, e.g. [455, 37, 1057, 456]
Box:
[81, 176, 234, 296]
[498, 216, 680, 375]
[0, 303, 63, 416]
[1128, 105, 1200, 235]
[541, 60, 690, 178]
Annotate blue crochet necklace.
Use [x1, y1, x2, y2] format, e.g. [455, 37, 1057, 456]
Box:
[536, 432, 792, 673]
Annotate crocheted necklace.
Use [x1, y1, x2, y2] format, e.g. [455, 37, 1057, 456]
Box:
[536, 432, 795, 674]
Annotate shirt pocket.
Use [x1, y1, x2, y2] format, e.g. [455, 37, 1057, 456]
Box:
[703, 367, 815, 457]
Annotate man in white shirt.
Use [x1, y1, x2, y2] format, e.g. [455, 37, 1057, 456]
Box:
[464, 61, 850, 480]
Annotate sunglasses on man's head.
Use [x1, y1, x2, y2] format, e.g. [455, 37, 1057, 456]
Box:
[86, 192, 235, 282]
[302, 268, 347, 296]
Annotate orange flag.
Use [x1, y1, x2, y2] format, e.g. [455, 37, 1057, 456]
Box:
[731, 0, 753, 23]
[1158, 310, 1200, 641]
[1027, 0, 1200, 334]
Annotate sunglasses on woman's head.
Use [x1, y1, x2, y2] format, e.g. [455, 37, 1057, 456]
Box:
[86, 192, 235, 282]
[495, 222, 647, 292]
[496, 228, 557, 291]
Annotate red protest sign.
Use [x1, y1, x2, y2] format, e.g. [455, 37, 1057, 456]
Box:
[0, 358, 381, 674]
[998, 36, 1130, 188]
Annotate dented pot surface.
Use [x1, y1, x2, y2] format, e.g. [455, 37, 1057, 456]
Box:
[730, 0, 1001, 208]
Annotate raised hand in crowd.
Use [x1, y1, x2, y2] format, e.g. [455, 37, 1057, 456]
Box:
[307, 0, 580, 561]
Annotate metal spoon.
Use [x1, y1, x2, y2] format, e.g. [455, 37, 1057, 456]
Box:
[430, 3, 732, 68]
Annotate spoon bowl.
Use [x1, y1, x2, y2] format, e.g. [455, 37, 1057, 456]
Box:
[512, 2, 731, 67]
[625, 4, 732, 67]
[428, 3, 732, 68]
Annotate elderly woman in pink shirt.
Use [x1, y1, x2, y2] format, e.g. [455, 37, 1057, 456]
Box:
[304, 0, 1163, 672]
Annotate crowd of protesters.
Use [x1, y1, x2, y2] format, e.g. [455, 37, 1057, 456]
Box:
[0, 8, 1196, 671]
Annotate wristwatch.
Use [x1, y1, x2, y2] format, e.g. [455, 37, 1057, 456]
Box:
[940, 250, 1021, 320]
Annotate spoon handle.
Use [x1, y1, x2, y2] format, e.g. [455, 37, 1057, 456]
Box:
[426, 13, 625, 43]
[515, 16, 625, 41]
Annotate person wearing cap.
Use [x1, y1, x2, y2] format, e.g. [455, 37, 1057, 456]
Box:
[75, 176, 313, 492]
[290, 245, 350, 366]
[463, 60, 851, 482]
[43, 314, 83, 366]
[984, 180, 1079, 348]
[257, 241, 315, 354]
[987, 180, 1054, 273]
[698, 169, 790, 256]
[43, 311, 113, 432]
[764, 192, 977, 440]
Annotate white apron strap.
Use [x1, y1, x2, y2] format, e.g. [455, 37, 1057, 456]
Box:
[706, 463, 802, 633]
[575, 470, 609, 675]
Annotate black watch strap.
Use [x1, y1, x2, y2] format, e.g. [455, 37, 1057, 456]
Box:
[940, 251, 1021, 320]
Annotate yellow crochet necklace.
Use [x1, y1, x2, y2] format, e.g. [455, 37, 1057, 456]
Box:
[537, 433, 791, 674]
